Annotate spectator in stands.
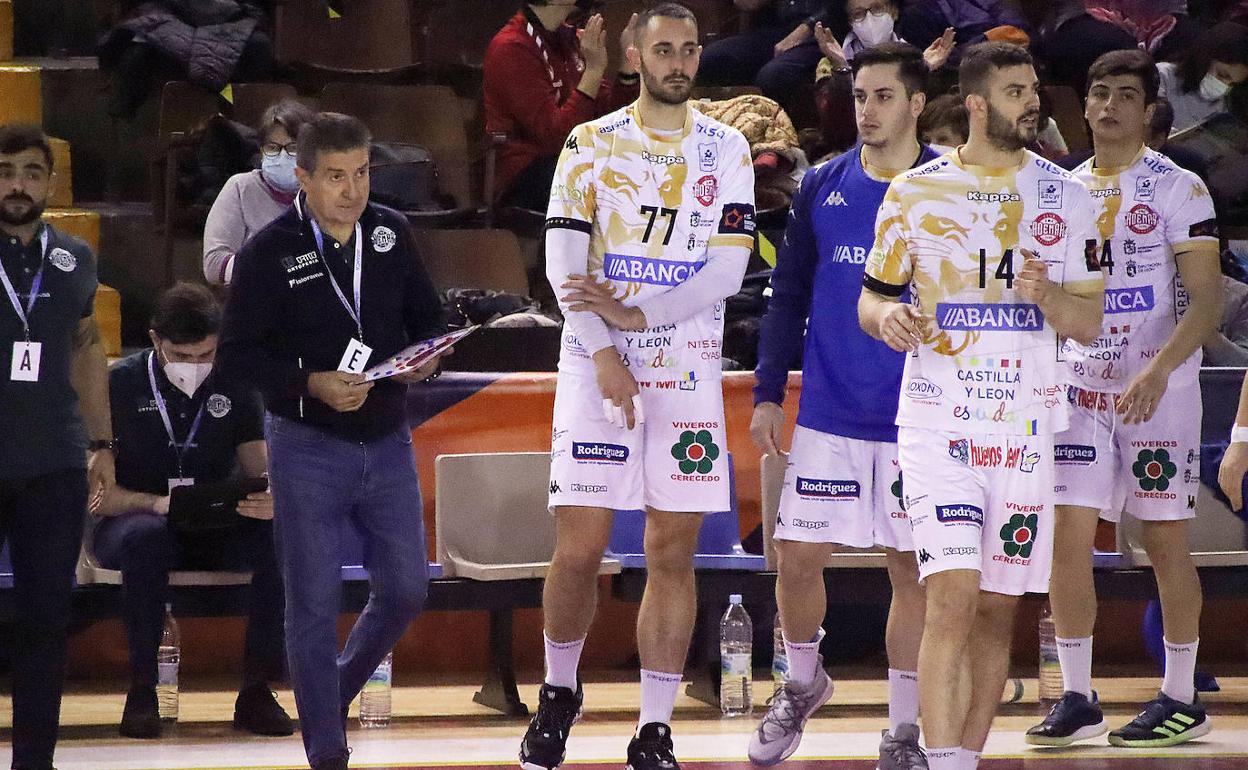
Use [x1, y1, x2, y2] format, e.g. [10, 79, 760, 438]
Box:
[485, 2, 640, 212]
[203, 99, 315, 285]
[1037, 2, 1196, 94]
[896, 0, 1031, 67]
[697, 1, 833, 112]
[92, 283, 291, 740]
[1204, 275, 1248, 366]
[1158, 22, 1248, 134]
[0, 124, 114, 770]
[218, 113, 446, 770]
[918, 92, 968, 150]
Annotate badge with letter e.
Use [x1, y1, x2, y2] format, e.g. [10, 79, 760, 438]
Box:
[338, 337, 373, 374]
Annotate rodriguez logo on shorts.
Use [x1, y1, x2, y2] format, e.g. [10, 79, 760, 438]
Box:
[936, 504, 984, 527]
[572, 442, 629, 463]
[796, 478, 861, 500]
[1055, 444, 1096, 464]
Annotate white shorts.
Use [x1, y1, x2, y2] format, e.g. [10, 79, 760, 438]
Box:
[1055, 381, 1200, 523]
[898, 426, 1055, 596]
[774, 425, 912, 550]
[548, 372, 729, 513]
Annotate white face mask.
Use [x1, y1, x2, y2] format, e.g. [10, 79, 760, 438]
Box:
[1199, 72, 1231, 102]
[852, 11, 895, 47]
[261, 151, 300, 192]
[164, 361, 213, 398]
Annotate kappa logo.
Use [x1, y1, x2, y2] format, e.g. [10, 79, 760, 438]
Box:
[565, 135, 579, 153]
[643, 151, 685, 166]
[918, 549, 934, 565]
[206, 393, 231, 418]
[824, 190, 848, 207]
[549, 480, 561, 494]
[371, 226, 396, 253]
[49, 247, 77, 272]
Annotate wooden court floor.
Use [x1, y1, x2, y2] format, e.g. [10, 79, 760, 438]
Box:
[3, 674, 1247, 769]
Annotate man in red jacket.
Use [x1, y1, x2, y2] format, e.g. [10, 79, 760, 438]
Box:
[485, 1, 640, 211]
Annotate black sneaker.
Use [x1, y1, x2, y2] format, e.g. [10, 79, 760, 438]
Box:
[626, 722, 680, 770]
[311, 755, 348, 770]
[233, 683, 295, 736]
[1025, 691, 1108, 746]
[119, 686, 161, 739]
[519, 683, 583, 770]
[1108, 691, 1211, 748]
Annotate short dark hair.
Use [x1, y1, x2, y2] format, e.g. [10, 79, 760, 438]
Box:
[1178, 21, 1248, 93]
[852, 42, 928, 97]
[0, 124, 54, 171]
[958, 42, 1034, 98]
[919, 93, 969, 142]
[150, 282, 222, 344]
[295, 112, 372, 173]
[1087, 49, 1160, 105]
[635, 2, 698, 43]
[1150, 96, 1175, 138]
[259, 99, 316, 144]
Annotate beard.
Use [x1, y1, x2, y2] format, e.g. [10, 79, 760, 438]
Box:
[639, 60, 692, 106]
[0, 194, 45, 226]
[985, 102, 1038, 152]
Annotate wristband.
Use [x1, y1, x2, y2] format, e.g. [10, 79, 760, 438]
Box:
[1232, 426, 1248, 444]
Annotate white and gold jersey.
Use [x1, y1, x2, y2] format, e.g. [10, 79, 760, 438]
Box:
[1064, 147, 1218, 392]
[864, 149, 1104, 436]
[546, 102, 756, 385]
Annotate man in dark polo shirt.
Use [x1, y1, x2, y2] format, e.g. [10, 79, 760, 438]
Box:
[0, 124, 114, 770]
[92, 282, 291, 740]
[218, 112, 445, 770]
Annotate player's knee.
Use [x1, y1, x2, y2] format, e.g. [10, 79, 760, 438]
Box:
[1140, 519, 1188, 555]
[776, 540, 831, 581]
[974, 592, 1020, 633]
[923, 573, 980, 627]
[552, 541, 608, 578]
[642, 538, 696, 578]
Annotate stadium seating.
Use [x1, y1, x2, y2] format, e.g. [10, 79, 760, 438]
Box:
[418, 228, 529, 296]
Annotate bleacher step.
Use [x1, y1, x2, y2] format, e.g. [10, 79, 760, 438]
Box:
[0, 0, 12, 62]
[0, 63, 42, 124]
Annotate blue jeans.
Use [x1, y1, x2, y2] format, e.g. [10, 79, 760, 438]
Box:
[93, 512, 285, 691]
[264, 414, 429, 767]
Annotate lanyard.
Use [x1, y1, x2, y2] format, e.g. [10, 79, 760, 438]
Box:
[0, 228, 49, 341]
[147, 351, 206, 478]
[310, 218, 364, 340]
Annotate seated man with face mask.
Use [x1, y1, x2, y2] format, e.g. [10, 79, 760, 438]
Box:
[203, 99, 316, 285]
[92, 282, 291, 740]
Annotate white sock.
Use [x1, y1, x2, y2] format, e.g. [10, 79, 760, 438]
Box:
[1056, 636, 1093, 698]
[783, 633, 822, 687]
[543, 634, 585, 690]
[960, 748, 982, 770]
[638, 669, 682, 729]
[887, 669, 920, 731]
[926, 747, 960, 770]
[1161, 637, 1198, 704]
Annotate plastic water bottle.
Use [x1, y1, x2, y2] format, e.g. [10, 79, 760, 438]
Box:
[359, 651, 393, 727]
[720, 594, 752, 716]
[157, 603, 180, 722]
[1038, 601, 1063, 709]
[771, 611, 788, 694]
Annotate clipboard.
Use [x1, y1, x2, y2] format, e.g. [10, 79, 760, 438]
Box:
[361, 325, 479, 382]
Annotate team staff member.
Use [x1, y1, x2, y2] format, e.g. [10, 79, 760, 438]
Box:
[521, 5, 755, 769]
[94, 283, 291, 740]
[218, 112, 446, 770]
[0, 123, 114, 770]
[1220, 375, 1248, 511]
[1027, 49, 1223, 749]
[859, 43, 1103, 770]
[749, 43, 937, 769]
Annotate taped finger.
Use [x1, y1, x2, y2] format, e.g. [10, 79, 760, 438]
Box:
[602, 398, 616, 426]
[632, 394, 645, 425]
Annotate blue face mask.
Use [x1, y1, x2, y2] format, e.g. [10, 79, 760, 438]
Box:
[261, 151, 299, 192]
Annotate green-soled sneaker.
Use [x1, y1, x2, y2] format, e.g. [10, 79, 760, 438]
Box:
[1108, 692, 1211, 748]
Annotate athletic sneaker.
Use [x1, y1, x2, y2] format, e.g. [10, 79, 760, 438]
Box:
[1025, 691, 1109, 746]
[519, 683, 583, 770]
[626, 722, 680, 770]
[877, 723, 928, 770]
[747, 665, 835, 765]
[1108, 692, 1211, 748]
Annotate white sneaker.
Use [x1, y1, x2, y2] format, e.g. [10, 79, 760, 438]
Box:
[746, 662, 834, 766]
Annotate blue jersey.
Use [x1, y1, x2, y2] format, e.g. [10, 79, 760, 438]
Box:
[753, 143, 939, 442]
